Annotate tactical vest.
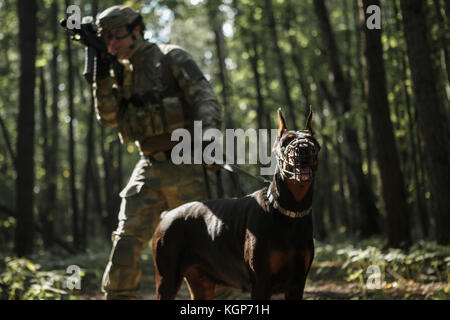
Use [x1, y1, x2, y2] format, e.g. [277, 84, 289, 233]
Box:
[114, 44, 188, 149]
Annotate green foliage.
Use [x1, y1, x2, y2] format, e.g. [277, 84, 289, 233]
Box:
[0, 243, 110, 300]
[313, 238, 450, 299]
[0, 256, 80, 300]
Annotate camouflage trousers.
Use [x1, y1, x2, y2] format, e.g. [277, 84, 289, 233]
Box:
[101, 154, 209, 299]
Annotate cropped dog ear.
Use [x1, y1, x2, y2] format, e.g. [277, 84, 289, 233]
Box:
[306, 105, 314, 134]
[277, 108, 287, 137]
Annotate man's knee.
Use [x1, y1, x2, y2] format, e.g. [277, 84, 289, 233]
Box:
[111, 237, 139, 267]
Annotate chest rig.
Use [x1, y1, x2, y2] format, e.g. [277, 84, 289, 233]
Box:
[115, 43, 187, 145]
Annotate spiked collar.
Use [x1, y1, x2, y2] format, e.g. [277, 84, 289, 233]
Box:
[266, 183, 312, 218]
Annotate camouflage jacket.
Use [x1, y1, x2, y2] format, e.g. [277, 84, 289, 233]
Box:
[93, 40, 222, 155]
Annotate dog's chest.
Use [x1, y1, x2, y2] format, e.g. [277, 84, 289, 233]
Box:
[268, 246, 313, 276]
[244, 214, 314, 276]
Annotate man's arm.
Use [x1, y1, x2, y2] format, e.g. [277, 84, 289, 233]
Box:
[92, 60, 119, 128]
[167, 48, 222, 131]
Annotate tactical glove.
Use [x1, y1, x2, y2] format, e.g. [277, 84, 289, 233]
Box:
[94, 54, 111, 81]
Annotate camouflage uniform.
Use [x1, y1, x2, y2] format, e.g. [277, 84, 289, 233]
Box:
[94, 19, 222, 298]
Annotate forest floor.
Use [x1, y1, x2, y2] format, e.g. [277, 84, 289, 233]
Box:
[80, 257, 447, 300]
[1, 237, 448, 300]
[139, 257, 447, 300]
[77, 238, 449, 300]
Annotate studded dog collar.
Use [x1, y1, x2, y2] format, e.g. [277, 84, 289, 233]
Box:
[266, 185, 312, 218]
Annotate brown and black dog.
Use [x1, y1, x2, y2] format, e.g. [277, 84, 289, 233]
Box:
[152, 107, 321, 300]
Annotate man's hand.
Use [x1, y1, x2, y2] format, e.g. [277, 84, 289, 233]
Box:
[94, 54, 111, 81]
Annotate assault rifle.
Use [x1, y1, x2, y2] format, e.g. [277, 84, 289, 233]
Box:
[60, 16, 115, 84]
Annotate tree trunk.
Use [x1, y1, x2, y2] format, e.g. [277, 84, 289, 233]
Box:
[319, 131, 337, 232]
[343, 0, 353, 83]
[81, 85, 94, 251]
[362, 0, 411, 247]
[246, 32, 265, 130]
[79, 0, 100, 251]
[393, 0, 429, 238]
[45, 0, 60, 249]
[15, 0, 37, 256]
[0, 113, 16, 167]
[284, 0, 312, 113]
[213, 23, 231, 129]
[354, 0, 374, 191]
[0, 40, 17, 168]
[262, 42, 275, 129]
[400, 0, 450, 245]
[445, 0, 450, 19]
[38, 66, 54, 248]
[404, 74, 429, 238]
[206, 0, 231, 129]
[319, 80, 350, 231]
[264, 0, 297, 129]
[432, 0, 450, 85]
[65, 0, 80, 250]
[313, 0, 380, 237]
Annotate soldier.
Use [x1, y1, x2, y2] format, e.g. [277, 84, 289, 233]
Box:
[92, 5, 224, 299]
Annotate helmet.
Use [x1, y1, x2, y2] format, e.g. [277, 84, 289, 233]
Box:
[96, 5, 142, 34]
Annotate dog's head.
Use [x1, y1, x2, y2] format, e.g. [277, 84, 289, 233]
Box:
[274, 107, 321, 184]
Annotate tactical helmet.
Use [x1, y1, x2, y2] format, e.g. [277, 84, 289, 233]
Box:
[97, 5, 142, 34]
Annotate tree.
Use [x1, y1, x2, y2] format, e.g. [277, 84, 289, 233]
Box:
[65, 0, 81, 250]
[233, 0, 267, 130]
[362, 0, 411, 247]
[264, 0, 297, 129]
[206, 0, 232, 129]
[400, 0, 450, 245]
[392, 0, 429, 238]
[45, 0, 62, 249]
[313, 0, 380, 237]
[283, 0, 312, 112]
[81, 0, 100, 252]
[15, 0, 37, 256]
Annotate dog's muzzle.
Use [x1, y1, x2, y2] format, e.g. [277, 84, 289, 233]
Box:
[277, 132, 320, 183]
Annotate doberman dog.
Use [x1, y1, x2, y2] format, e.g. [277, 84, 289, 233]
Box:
[152, 107, 321, 300]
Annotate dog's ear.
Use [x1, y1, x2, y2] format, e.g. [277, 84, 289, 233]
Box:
[306, 105, 314, 134]
[277, 108, 287, 137]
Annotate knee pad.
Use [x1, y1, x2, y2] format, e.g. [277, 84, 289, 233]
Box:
[112, 237, 137, 267]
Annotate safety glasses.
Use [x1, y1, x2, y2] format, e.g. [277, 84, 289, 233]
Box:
[102, 27, 130, 43]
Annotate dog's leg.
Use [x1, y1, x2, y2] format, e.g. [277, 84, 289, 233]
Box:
[250, 284, 272, 300]
[284, 280, 306, 300]
[284, 265, 306, 300]
[153, 228, 184, 300]
[285, 250, 314, 300]
[156, 273, 184, 300]
[154, 250, 184, 300]
[184, 266, 215, 300]
[250, 275, 272, 300]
